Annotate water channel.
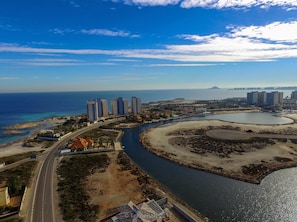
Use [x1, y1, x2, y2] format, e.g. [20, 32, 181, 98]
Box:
[121, 112, 297, 222]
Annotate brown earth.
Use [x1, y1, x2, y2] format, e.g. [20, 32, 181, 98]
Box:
[85, 151, 145, 219]
[84, 151, 207, 221]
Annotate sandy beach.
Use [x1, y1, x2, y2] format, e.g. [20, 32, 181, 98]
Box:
[0, 117, 66, 158]
[140, 115, 297, 184]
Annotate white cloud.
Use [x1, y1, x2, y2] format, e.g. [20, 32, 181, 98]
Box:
[231, 21, 297, 43]
[149, 63, 218, 66]
[124, 0, 180, 6]
[108, 58, 141, 62]
[69, 0, 80, 7]
[2, 21, 297, 63]
[0, 77, 19, 80]
[49, 28, 74, 35]
[121, 0, 297, 9]
[81, 29, 140, 38]
[49, 28, 140, 38]
[0, 58, 117, 66]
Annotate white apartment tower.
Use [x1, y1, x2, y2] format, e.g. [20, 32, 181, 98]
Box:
[111, 99, 118, 115]
[247, 91, 259, 105]
[291, 90, 297, 100]
[266, 91, 284, 106]
[111, 97, 128, 115]
[87, 100, 98, 122]
[96, 99, 108, 117]
[131, 96, 141, 114]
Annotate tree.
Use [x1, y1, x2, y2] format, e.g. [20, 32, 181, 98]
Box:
[8, 176, 22, 195]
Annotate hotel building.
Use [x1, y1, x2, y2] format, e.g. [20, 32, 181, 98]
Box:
[96, 98, 108, 117]
[291, 90, 297, 100]
[266, 91, 283, 106]
[131, 96, 141, 114]
[87, 100, 98, 122]
[247, 91, 283, 106]
[111, 97, 128, 115]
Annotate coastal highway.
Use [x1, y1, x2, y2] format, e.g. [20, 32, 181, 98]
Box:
[25, 117, 125, 222]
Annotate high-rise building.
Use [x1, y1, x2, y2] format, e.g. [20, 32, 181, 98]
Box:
[266, 91, 283, 106]
[247, 91, 259, 105]
[96, 99, 108, 117]
[131, 96, 141, 114]
[247, 91, 283, 106]
[291, 90, 297, 100]
[111, 99, 118, 115]
[112, 97, 128, 115]
[87, 100, 98, 122]
[258, 91, 267, 105]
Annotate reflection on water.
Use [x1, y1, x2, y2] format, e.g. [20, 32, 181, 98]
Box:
[121, 113, 297, 222]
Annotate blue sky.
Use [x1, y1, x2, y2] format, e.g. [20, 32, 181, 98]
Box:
[1, 0, 297, 92]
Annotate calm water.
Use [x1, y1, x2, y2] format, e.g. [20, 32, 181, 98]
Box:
[121, 113, 297, 222]
[203, 112, 294, 124]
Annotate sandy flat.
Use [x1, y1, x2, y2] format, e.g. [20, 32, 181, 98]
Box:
[140, 119, 297, 184]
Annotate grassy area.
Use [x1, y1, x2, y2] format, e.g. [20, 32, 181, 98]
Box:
[0, 161, 37, 196]
[0, 152, 43, 165]
[57, 154, 110, 222]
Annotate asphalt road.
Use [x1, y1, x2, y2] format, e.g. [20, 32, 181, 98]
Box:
[26, 117, 124, 222]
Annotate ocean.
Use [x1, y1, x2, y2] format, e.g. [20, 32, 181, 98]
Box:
[0, 89, 293, 145]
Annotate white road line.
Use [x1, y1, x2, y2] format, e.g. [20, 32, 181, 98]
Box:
[42, 155, 51, 222]
[30, 158, 45, 222]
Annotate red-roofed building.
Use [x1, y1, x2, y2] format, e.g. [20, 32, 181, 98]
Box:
[69, 137, 94, 151]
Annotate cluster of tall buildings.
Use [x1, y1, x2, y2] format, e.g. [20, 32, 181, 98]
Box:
[87, 96, 141, 122]
[247, 91, 284, 106]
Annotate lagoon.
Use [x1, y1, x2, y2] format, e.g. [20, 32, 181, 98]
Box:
[121, 112, 297, 222]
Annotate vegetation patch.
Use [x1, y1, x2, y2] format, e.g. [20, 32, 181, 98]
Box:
[116, 151, 161, 200]
[0, 161, 37, 196]
[57, 154, 110, 222]
[0, 151, 42, 165]
[242, 164, 269, 176]
[80, 129, 118, 148]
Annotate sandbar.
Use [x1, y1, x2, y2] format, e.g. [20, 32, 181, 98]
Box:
[140, 118, 297, 184]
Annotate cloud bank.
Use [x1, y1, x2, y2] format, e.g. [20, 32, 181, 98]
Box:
[49, 28, 139, 38]
[122, 0, 297, 9]
[1, 21, 297, 63]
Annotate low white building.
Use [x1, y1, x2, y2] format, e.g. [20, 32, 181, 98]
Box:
[112, 199, 167, 222]
[0, 187, 10, 207]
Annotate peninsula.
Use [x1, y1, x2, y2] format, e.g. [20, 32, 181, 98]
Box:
[140, 115, 297, 184]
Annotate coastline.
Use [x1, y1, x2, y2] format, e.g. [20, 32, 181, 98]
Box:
[0, 117, 66, 157]
[139, 117, 297, 184]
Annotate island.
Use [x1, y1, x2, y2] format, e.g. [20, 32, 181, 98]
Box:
[140, 116, 297, 184]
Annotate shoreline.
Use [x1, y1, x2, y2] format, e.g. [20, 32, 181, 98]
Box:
[139, 117, 297, 184]
[0, 117, 67, 157]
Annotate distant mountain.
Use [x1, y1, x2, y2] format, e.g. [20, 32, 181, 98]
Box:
[209, 86, 220, 89]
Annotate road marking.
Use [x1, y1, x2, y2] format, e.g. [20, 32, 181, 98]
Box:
[30, 156, 46, 222]
[42, 154, 52, 222]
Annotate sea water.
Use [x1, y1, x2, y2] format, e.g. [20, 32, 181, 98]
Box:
[0, 89, 293, 144]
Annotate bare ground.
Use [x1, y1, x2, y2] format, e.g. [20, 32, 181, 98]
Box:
[85, 151, 144, 219]
[84, 151, 207, 221]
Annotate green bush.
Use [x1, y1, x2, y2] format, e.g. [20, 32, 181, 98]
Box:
[57, 154, 110, 222]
